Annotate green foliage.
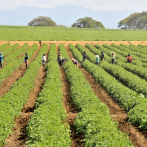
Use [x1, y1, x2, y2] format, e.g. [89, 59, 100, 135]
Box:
[28, 16, 57, 27]
[0, 44, 48, 146]
[0, 25, 147, 41]
[62, 45, 134, 146]
[26, 44, 71, 146]
[0, 43, 10, 52]
[71, 17, 105, 29]
[118, 11, 147, 29]
[0, 43, 38, 86]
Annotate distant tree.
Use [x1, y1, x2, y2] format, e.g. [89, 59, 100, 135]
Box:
[118, 11, 147, 29]
[28, 16, 57, 27]
[57, 24, 67, 27]
[71, 17, 105, 29]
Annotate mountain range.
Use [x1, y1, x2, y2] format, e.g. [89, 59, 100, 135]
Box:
[0, 5, 135, 29]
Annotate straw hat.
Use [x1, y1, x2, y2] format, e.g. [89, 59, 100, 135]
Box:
[95, 55, 99, 57]
[71, 59, 74, 60]
[111, 52, 115, 54]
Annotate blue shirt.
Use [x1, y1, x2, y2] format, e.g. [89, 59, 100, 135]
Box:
[0, 52, 3, 61]
[96, 57, 99, 63]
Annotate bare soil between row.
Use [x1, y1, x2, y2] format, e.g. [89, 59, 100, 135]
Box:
[1, 40, 147, 47]
[66, 46, 147, 147]
[1, 42, 147, 147]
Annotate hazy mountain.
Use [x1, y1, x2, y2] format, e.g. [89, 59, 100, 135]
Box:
[0, 5, 135, 28]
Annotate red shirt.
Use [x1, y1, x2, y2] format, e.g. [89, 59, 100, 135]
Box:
[72, 60, 77, 64]
[127, 56, 133, 62]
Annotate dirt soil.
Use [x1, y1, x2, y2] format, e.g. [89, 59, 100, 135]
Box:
[58, 46, 84, 147]
[0, 46, 40, 98]
[4, 48, 48, 147]
[1, 41, 147, 147]
[1, 40, 147, 47]
[66, 46, 147, 147]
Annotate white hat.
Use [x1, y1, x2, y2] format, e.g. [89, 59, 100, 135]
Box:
[95, 55, 99, 57]
[111, 52, 115, 54]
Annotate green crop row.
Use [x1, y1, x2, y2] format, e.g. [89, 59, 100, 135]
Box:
[2, 43, 19, 58]
[71, 44, 147, 129]
[0, 43, 10, 52]
[84, 43, 147, 96]
[0, 43, 38, 86]
[4, 43, 28, 63]
[113, 43, 147, 60]
[120, 43, 147, 55]
[109, 43, 147, 65]
[0, 44, 48, 146]
[76, 43, 96, 63]
[62, 44, 134, 146]
[26, 44, 71, 147]
[100, 61, 147, 96]
[94, 43, 147, 80]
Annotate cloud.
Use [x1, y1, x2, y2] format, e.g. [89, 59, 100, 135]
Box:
[0, 0, 147, 12]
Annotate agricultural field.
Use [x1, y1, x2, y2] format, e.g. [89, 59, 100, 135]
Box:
[1, 25, 147, 147]
[1, 25, 147, 41]
[1, 38, 147, 147]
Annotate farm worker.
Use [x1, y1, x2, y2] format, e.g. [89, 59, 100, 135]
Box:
[83, 51, 86, 62]
[24, 53, 29, 68]
[0, 52, 4, 68]
[42, 53, 46, 67]
[100, 51, 105, 61]
[71, 59, 78, 67]
[58, 53, 63, 67]
[39, 40, 42, 47]
[111, 52, 116, 64]
[95, 55, 99, 66]
[127, 54, 133, 63]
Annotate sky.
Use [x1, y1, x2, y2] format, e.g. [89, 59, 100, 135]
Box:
[0, 0, 146, 12]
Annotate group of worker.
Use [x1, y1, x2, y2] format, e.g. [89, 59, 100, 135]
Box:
[95, 51, 133, 65]
[0, 40, 133, 69]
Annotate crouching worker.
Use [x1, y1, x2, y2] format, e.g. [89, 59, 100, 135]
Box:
[71, 59, 78, 67]
[127, 54, 133, 63]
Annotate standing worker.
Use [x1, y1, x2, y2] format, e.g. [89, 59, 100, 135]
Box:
[71, 59, 78, 67]
[42, 53, 46, 67]
[127, 54, 133, 63]
[39, 40, 42, 47]
[0, 52, 4, 68]
[83, 51, 86, 62]
[95, 55, 99, 66]
[100, 51, 105, 61]
[58, 53, 63, 67]
[111, 52, 116, 64]
[24, 53, 29, 68]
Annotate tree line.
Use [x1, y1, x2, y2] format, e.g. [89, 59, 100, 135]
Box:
[28, 11, 147, 29]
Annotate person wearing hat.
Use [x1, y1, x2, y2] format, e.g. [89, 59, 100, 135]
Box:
[39, 40, 42, 47]
[71, 59, 78, 67]
[127, 54, 133, 63]
[42, 53, 46, 67]
[95, 55, 99, 66]
[24, 52, 29, 68]
[58, 53, 63, 67]
[111, 52, 116, 64]
[0, 52, 4, 68]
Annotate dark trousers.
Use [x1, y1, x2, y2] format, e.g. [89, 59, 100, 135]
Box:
[112, 59, 115, 64]
[59, 60, 62, 67]
[0, 61, 3, 68]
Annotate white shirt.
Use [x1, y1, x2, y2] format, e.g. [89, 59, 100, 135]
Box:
[42, 55, 46, 61]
